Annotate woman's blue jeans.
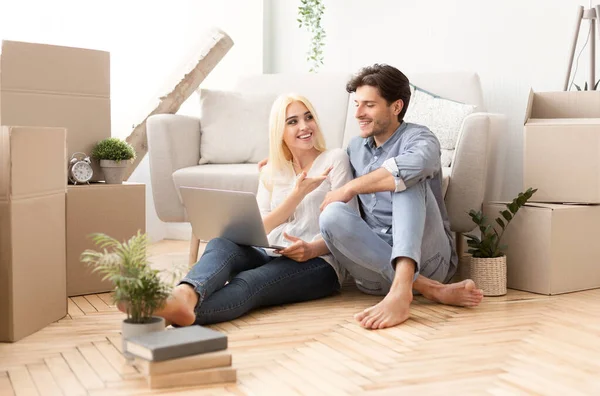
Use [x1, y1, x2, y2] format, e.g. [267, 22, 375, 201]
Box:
[179, 237, 340, 325]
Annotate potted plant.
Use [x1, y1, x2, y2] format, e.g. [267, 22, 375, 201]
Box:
[465, 187, 537, 296]
[80, 231, 172, 356]
[91, 137, 136, 184]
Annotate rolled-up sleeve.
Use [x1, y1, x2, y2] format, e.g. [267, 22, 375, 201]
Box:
[381, 158, 407, 193]
[382, 130, 441, 191]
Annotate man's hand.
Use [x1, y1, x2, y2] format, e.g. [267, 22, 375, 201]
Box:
[320, 186, 355, 211]
[276, 233, 315, 262]
[294, 166, 333, 197]
[257, 157, 268, 171]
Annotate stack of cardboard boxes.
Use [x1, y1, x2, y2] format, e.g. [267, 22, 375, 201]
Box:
[0, 40, 145, 342]
[484, 90, 600, 295]
[0, 126, 68, 343]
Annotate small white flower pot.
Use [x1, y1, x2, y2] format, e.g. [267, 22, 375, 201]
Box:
[121, 316, 165, 360]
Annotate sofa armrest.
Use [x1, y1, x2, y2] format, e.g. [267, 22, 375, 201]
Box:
[147, 114, 201, 222]
[445, 112, 507, 233]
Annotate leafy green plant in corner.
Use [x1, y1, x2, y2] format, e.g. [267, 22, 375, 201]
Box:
[465, 188, 537, 258]
[80, 232, 175, 324]
[298, 0, 326, 73]
[91, 137, 136, 163]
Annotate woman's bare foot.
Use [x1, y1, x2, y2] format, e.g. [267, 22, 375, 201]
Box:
[354, 288, 413, 330]
[422, 279, 483, 307]
[117, 284, 198, 326]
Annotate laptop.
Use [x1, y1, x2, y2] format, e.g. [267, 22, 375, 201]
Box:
[179, 186, 285, 250]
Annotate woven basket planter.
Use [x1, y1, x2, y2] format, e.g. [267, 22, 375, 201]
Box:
[470, 255, 507, 296]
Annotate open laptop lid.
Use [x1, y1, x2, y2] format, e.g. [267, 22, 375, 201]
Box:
[179, 187, 284, 250]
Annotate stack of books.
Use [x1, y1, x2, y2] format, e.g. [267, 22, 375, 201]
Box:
[124, 325, 236, 389]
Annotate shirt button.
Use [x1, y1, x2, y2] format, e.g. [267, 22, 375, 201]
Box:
[371, 193, 375, 198]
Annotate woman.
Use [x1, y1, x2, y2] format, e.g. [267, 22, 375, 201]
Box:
[147, 93, 358, 326]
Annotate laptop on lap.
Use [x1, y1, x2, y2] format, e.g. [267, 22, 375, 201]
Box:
[179, 187, 285, 250]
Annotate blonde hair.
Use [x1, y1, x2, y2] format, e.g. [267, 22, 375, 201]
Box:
[261, 94, 327, 189]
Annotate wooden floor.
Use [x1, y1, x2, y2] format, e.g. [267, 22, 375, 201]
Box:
[2, 240, 600, 395]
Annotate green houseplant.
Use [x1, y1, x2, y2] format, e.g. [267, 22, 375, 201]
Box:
[464, 187, 537, 296]
[91, 137, 136, 184]
[298, 0, 326, 72]
[81, 232, 172, 355]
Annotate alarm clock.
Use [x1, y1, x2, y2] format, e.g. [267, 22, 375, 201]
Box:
[68, 152, 93, 184]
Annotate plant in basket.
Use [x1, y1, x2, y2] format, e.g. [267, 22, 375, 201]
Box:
[464, 187, 537, 296]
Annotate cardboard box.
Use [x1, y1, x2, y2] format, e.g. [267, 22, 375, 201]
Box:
[0, 40, 111, 182]
[483, 202, 600, 295]
[67, 183, 146, 296]
[0, 126, 67, 342]
[523, 90, 600, 203]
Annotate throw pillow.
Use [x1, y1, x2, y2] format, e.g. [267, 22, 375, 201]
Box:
[404, 87, 476, 166]
[198, 89, 277, 165]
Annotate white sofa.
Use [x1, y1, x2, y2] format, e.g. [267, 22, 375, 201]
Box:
[147, 71, 505, 259]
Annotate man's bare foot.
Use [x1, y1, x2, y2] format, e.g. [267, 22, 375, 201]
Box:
[354, 288, 413, 330]
[117, 284, 198, 326]
[422, 279, 483, 307]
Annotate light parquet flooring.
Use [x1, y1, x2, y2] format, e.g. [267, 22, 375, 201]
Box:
[1, 240, 600, 395]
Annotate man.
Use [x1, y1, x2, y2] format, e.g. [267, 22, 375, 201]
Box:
[319, 64, 483, 330]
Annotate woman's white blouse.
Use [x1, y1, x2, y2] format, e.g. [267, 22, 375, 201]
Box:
[256, 148, 359, 285]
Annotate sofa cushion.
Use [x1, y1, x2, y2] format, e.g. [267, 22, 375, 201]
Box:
[404, 88, 476, 167]
[198, 89, 277, 165]
[173, 164, 260, 205]
[407, 71, 485, 111]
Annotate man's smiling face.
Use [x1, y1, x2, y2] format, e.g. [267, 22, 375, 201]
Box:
[354, 85, 402, 142]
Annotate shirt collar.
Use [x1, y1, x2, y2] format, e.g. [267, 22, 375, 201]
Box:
[363, 122, 407, 150]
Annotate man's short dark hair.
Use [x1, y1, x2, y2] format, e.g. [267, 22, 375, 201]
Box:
[346, 64, 411, 122]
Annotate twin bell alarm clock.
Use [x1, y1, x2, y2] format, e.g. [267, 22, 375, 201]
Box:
[68, 152, 93, 184]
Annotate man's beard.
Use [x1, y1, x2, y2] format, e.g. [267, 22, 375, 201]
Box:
[366, 117, 392, 138]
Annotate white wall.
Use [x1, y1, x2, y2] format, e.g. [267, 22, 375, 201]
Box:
[0, 0, 264, 242]
[265, 0, 599, 201]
